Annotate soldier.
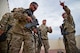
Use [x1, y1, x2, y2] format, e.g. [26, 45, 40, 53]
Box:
[37, 19, 52, 53]
[59, 1, 79, 53]
[9, 2, 39, 53]
[24, 2, 39, 53]
[0, 8, 17, 53]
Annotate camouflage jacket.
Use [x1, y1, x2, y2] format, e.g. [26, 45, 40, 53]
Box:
[0, 12, 16, 32]
[39, 24, 52, 40]
[63, 6, 75, 33]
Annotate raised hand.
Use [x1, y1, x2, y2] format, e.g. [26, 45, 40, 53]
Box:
[59, 1, 65, 7]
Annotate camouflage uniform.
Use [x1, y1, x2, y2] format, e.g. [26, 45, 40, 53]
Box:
[37, 24, 52, 53]
[0, 40, 7, 53]
[33, 32, 38, 53]
[0, 12, 16, 53]
[62, 6, 78, 53]
[9, 8, 35, 53]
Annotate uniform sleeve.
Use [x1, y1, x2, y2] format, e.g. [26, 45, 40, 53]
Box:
[0, 13, 9, 25]
[0, 13, 10, 30]
[63, 20, 68, 30]
[63, 6, 70, 15]
[67, 15, 74, 25]
[8, 13, 15, 26]
[13, 12, 28, 21]
[63, 6, 74, 25]
[47, 27, 52, 33]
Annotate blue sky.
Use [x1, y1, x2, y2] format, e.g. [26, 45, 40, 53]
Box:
[8, 0, 80, 39]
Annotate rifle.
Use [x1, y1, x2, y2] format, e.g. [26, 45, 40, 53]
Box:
[36, 28, 42, 47]
[24, 9, 39, 29]
[25, 19, 39, 29]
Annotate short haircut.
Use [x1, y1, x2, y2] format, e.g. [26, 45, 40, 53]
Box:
[43, 19, 46, 21]
[30, 2, 38, 6]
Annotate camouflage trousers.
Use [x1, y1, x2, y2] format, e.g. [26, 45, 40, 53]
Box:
[0, 40, 7, 53]
[33, 35, 38, 53]
[63, 33, 78, 53]
[37, 39, 50, 53]
[9, 32, 35, 53]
